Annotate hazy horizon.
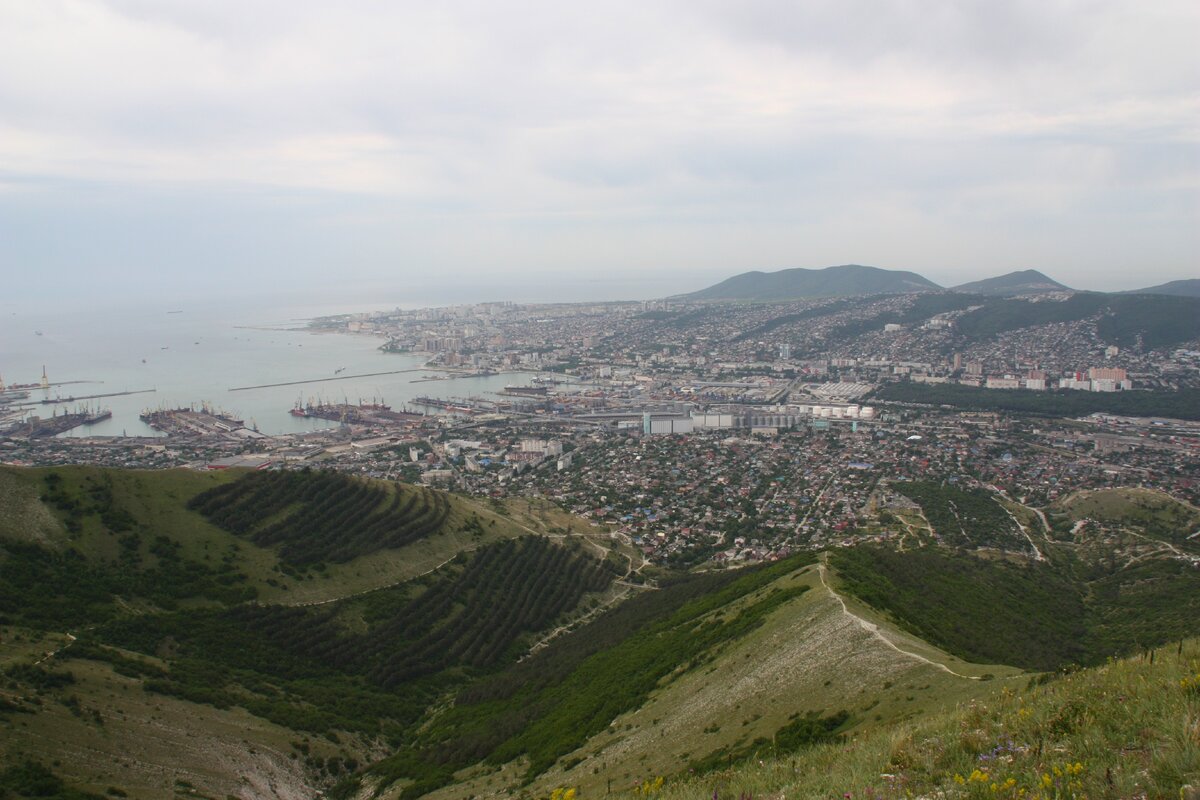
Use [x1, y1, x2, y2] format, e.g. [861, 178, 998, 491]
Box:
[2, 1, 1197, 307]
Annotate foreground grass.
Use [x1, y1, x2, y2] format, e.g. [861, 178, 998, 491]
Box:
[635, 640, 1198, 800]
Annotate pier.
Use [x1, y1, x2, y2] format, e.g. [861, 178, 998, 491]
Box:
[2, 380, 98, 395]
[229, 369, 436, 392]
[39, 389, 156, 405]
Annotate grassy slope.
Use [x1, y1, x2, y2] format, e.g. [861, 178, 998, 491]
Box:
[0, 465, 537, 606]
[648, 639, 1199, 800]
[1052, 487, 1200, 553]
[408, 560, 1021, 800]
[0, 651, 352, 800]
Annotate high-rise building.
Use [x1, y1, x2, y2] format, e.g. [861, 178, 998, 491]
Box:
[1088, 367, 1127, 382]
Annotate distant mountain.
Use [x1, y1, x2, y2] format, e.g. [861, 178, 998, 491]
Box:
[684, 264, 941, 300]
[1121, 278, 1200, 298]
[951, 269, 1069, 296]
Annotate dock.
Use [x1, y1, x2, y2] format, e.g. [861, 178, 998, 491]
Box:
[4, 408, 112, 438]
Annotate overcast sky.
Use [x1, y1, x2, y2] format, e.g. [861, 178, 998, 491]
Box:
[1, 0, 1197, 307]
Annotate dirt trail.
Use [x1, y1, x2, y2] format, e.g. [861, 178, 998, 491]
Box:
[35, 632, 76, 665]
[817, 558, 980, 681]
[1122, 528, 1200, 565]
[998, 503, 1046, 561]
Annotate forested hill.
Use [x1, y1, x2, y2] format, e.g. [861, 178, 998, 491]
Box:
[951, 291, 1200, 348]
[683, 264, 941, 300]
[1122, 277, 1200, 297]
[949, 268, 1068, 296]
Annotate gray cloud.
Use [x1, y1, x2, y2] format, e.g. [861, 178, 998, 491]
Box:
[0, 0, 1196, 302]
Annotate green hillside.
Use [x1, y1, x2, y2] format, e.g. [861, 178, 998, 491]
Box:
[646, 639, 1199, 800]
[0, 465, 539, 607]
[874, 381, 1200, 420]
[1049, 487, 1200, 552]
[396, 554, 1016, 800]
[1122, 278, 1200, 297]
[0, 466, 625, 799]
[187, 469, 452, 566]
[954, 291, 1200, 348]
[834, 485, 1200, 671]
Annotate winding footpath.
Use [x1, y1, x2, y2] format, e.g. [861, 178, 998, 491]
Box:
[817, 558, 980, 681]
[998, 503, 1046, 561]
[35, 632, 76, 665]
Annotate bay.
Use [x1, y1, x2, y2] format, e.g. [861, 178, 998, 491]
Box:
[0, 298, 537, 437]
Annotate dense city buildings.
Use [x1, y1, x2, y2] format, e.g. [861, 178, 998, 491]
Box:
[4, 290, 1198, 568]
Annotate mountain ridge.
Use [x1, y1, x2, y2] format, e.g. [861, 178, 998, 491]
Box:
[1121, 277, 1200, 297]
[680, 264, 1195, 301]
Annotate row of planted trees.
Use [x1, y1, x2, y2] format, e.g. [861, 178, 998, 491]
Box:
[187, 469, 452, 565]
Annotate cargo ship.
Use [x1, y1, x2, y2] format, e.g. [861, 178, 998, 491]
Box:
[83, 409, 112, 425]
[502, 384, 549, 397]
[291, 398, 391, 418]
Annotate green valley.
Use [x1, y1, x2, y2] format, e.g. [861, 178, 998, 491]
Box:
[0, 467, 1197, 799]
